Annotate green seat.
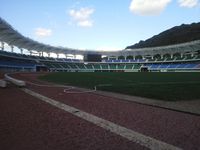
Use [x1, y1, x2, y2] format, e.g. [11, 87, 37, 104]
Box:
[125, 64, 133, 69]
[85, 64, 93, 69]
[93, 64, 101, 69]
[109, 64, 117, 69]
[101, 64, 109, 69]
[117, 64, 125, 69]
[133, 64, 141, 69]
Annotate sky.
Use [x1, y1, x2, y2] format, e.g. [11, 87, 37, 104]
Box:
[1, 0, 200, 53]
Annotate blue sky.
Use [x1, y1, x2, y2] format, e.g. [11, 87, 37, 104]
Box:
[1, 0, 200, 51]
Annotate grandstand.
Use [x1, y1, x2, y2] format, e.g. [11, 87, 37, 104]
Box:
[0, 17, 200, 72]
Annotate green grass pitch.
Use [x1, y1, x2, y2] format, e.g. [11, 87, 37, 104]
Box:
[39, 72, 200, 101]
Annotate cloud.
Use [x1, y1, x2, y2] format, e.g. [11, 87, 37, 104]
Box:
[77, 20, 93, 27]
[35, 28, 52, 37]
[129, 0, 172, 16]
[178, 0, 199, 8]
[69, 7, 94, 27]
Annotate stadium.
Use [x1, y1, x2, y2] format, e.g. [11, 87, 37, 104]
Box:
[0, 9, 200, 150]
[1, 17, 200, 73]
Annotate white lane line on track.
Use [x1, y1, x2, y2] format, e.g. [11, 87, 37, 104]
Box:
[22, 88, 182, 150]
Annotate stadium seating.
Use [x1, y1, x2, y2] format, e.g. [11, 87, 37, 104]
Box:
[100, 64, 109, 70]
[93, 64, 101, 70]
[125, 64, 133, 69]
[1, 48, 200, 72]
[109, 64, 117, 70]
[117, 64, 125, 70]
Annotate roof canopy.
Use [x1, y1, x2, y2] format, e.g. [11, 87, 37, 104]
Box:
[1, 17, 200, 56]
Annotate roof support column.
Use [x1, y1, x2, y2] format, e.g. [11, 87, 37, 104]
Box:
[142, 56, 145, 59]
[56, 53, 59, 58]
[20, 48, 23, 54]
[10, 45, 14, 53]
[74, 54, 76, 59]
[1, 42, 4, 51]
[30, 51, 32, 55]
[48, 53, 50, 57]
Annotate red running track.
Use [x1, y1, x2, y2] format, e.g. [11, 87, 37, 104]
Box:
[1, 72, 200, 150]
[0, 84, 146, 150]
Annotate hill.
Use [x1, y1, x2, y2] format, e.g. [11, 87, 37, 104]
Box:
[126, 22, 200, 49]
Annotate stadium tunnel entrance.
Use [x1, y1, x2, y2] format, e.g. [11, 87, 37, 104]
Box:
[140, 66, 149, 72]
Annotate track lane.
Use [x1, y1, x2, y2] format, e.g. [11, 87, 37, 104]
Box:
[0, 84, 147, 150]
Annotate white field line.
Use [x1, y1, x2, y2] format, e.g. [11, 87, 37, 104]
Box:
[63, 88, 96, 94]
[27, 80, 200, 94]
[27, 81, 96, 94]
[22, 88, 182, 150]
[96, 81, 200, 87]
[128, 81, 200, 85]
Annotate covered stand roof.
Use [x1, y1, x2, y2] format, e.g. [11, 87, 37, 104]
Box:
[0, 17, 200, 57]
[0, 17, 113, 55]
